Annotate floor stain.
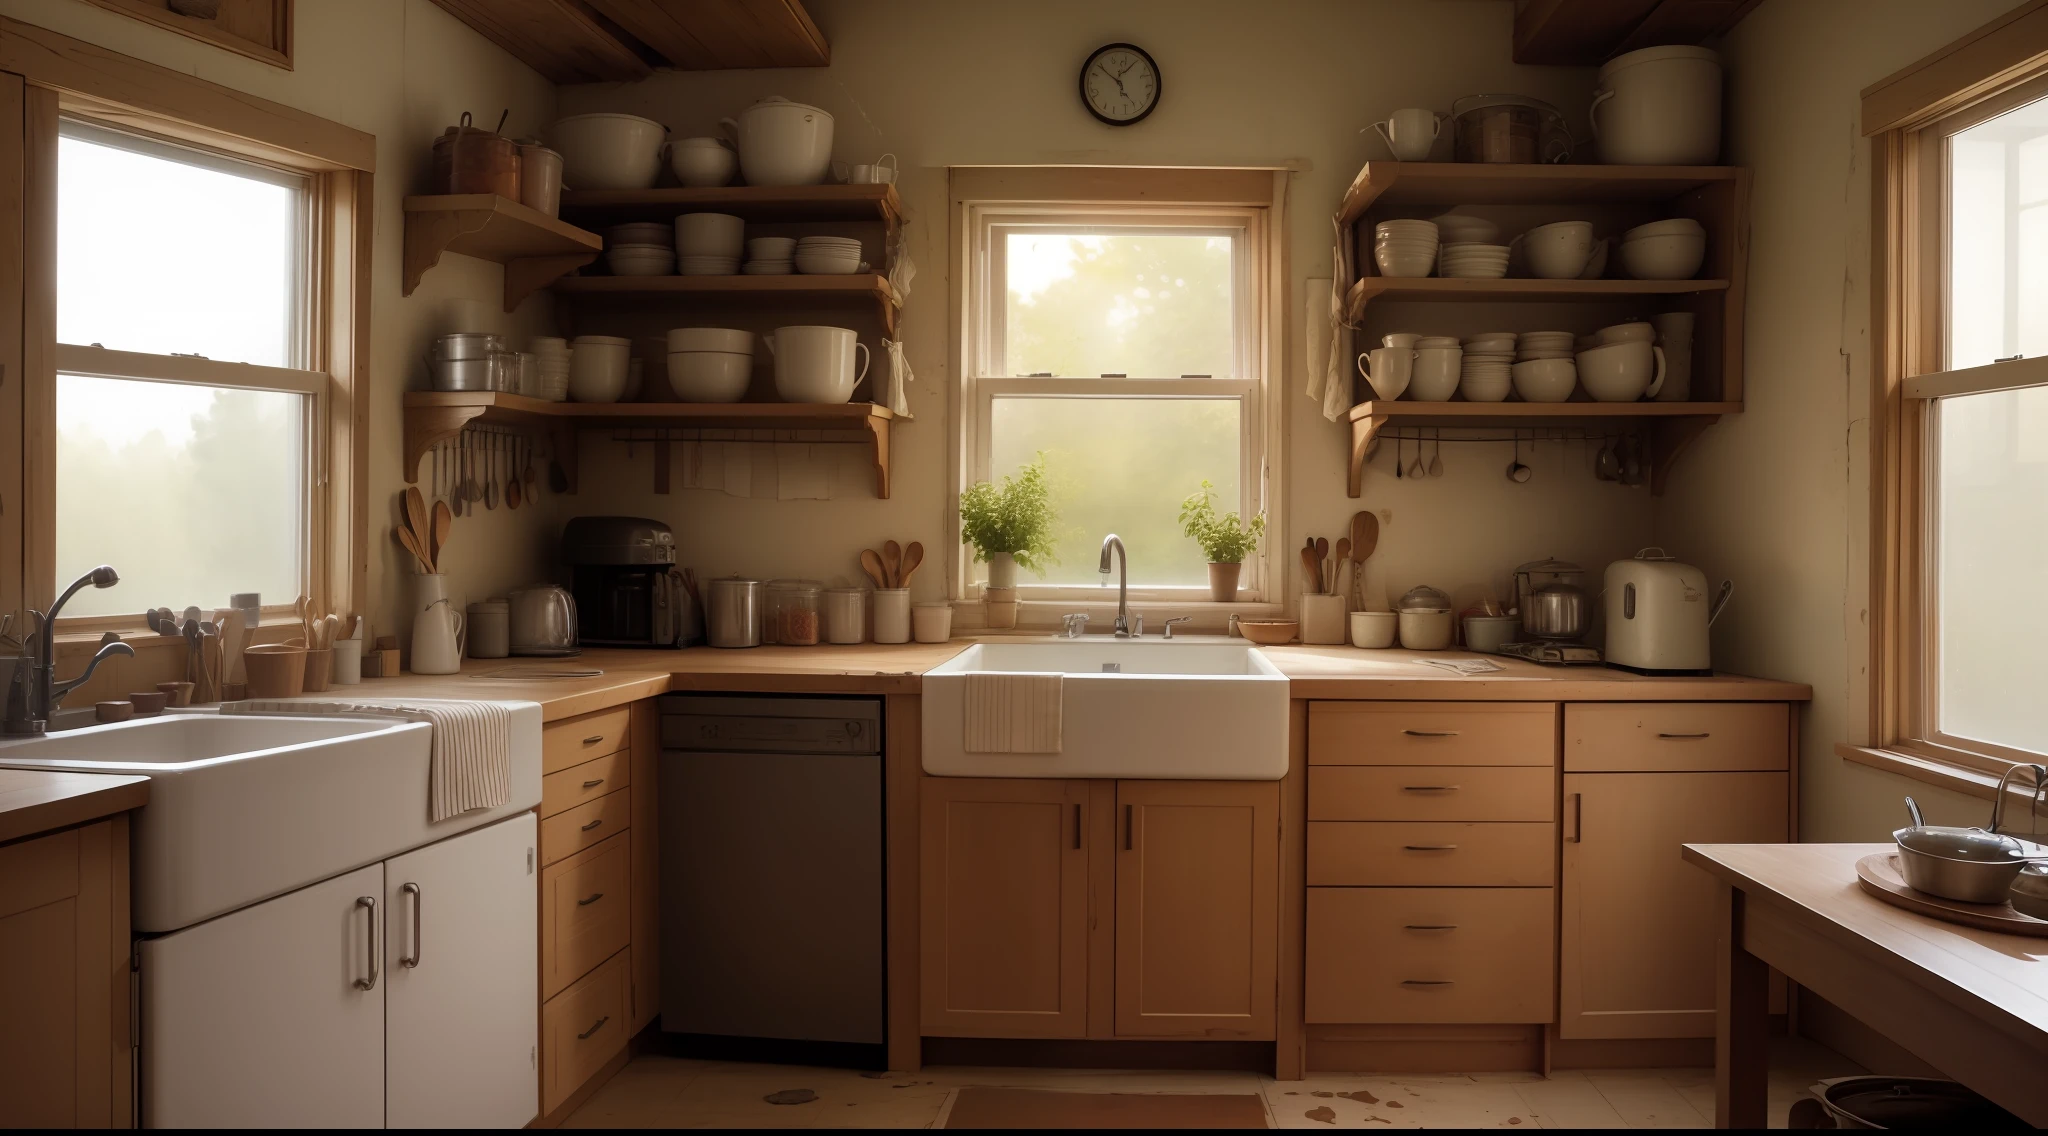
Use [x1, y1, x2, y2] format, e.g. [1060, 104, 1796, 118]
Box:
[1310, 1090, 1334, 1098]
[1362, 1117, 1391, 1125]
[763, 1089, 817, 1106]
[1304, 1105, 1337, 1124]
[1338, 1090, 1380, 1104]
[1508, 1117, 1524, 1125]
[1385, 1099, 1405, 1109]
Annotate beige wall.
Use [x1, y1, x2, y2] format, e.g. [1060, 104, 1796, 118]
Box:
[555, 0, 1666, 619]
[1657, 0, 2025, 838]
[3, 0, 561, 640]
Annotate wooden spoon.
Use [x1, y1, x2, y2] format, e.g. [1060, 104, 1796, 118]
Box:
[1349, 511, 1380, 608]
[899, 542, 925, 587]
[859, 549, 890, 590]
[1315, 537, 1330, 592]
[403, 486, 429, 558]
[431, 500, 452, 573]
[396, 525, 432, 574]
[1300, 546, 1322, 594]
[882, 540, 902, 589]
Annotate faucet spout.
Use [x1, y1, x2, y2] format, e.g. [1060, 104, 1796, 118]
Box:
[5, 564, 125, 735]
[1099, 534, 1135, 638]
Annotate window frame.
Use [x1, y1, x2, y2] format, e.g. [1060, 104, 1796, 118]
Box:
[1860, 2, 2048, 785]
[949, 168, 1288, 615]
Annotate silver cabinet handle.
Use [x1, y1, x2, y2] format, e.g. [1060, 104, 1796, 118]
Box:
[1404, 924, 1459, 931]
[1657, 731, 1711, 739]
[1402, 844, 1459, 851]
[578, 892, 605, 907]
[1402, 729, 1460, 737]
[1400, 785, 1460, 792]
[1401, 979, 1455, 986]
[400, 882, 423, 969]
[582, 734, 604, 745]
[354, 896, 379, 991]
[577, 1015, 609, 1040]
[581, 818, 604, 832]
[581, 778, 605, 789]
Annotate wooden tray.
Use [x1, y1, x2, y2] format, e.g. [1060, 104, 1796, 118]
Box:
[1855, 853, 2048, 937]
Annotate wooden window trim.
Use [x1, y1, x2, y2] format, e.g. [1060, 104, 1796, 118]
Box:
[1859, 4, 2048, 782]
[0, 16, 371, 633]
[78, 0, 293, 72]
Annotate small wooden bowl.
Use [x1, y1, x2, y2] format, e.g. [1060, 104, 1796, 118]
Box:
[126, 691, 168, 716]
[243, 645, 308, 699]
[95, 701, 135, 724]
[1236, 619, 1300, 646]
[156, 681, 195, 708]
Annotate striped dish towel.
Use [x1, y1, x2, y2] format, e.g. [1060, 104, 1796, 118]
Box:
[962, 672, 1063, 754]
[224, 698, 512, 822]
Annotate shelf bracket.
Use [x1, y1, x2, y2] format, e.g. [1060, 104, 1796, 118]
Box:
[403, 403, 492, 484]
[505, 253, 598, 313]
[1649, 415, 1720, 496]
[402, 209, 492, 297]
[865, 413, 891, 499]
[1347, 413, 1390, 498]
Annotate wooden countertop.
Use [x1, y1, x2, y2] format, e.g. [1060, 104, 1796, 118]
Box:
[343, 640, 1809, 722]
[0, 768, 149, 844]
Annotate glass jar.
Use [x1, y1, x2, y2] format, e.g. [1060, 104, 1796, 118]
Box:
[763, 579, 823, 646]
[824, 587, 868, 644]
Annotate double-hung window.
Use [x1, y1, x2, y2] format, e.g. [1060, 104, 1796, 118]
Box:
[1864, 12, 2048, 782]
[53, 119, 320, 621]
[954, 169, 1284, 606]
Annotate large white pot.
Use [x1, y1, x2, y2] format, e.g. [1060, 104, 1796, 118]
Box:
[720, 96, 834, 187]
[765, 325, 868, 404]
[1591, 46, 1722, 165]
[549, 112, 666, 190]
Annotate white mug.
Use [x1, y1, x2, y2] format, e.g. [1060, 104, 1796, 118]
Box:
[850, 153, 899, 184]
[1409, 347, 1462, 401]
[1355, 346, 1415, 401]
[1371, 108, 1443, 161]
[765, 325, 871, 404]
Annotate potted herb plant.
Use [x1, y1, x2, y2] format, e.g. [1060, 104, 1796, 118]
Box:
[959, 452, 1059, 627]
[1179, 480, 1265, 603]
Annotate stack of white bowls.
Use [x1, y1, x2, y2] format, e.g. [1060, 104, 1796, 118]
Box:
[795, 235, 865, 275]
[666, 327, 755, 403]
[1619, 217, 1706, 279]
[607, 243, 674, 276]
[1459, 332, 1515, 401]
[1373, 219, 1439, 278]
[1512, 330, 1579, 403]
[675, 212, 744, 276]
[743, 236, 796, 275]
[1438, 242, 1510, 279]
[608, 222, 671, 249]
[1517, 330, 1576, 361]
[529, 336, 570, 402]
[1430, 211, 1500, 245]
[568, 335, 631, 403]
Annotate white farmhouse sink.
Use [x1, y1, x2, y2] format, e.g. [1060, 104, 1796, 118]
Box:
[0, 706, 542, 932]
[922, 640, 1289, 779]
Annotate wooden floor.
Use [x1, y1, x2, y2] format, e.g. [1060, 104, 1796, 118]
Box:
[563, 1038, 1861, 1128]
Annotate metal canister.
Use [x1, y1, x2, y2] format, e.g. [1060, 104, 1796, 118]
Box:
[704, 577, 762, 649]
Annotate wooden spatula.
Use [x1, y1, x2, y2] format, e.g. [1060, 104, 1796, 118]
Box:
[882, 540, 902, 589]
[860, 549, 890, 590]
[1349, 511, 1379, 608]
[899, 542, 925, 587]
[431, 500, 452, 573]
[403, 487, 429, 558]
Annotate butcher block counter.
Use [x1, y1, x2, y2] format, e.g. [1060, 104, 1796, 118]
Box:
[346, 640, 1810, 719]
[0, 767, 147, 844]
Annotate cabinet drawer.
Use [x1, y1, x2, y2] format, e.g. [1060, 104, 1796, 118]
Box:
[542, 751, 631, 820]
[1308, 822, 1555, 886]
[1565, 703, 1788, 772]
[1309, 766, 1553, 822]
[541, 787, 631, 866]
[542, 947, 629, 1115]
[541, 832, 631, 1000]
[1306, 887, 1553, 1024]
[1309, 702, 1555, 767]
[543, 706, 631, 775]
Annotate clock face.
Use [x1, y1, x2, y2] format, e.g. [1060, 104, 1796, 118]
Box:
[1081, 43, 1160, 126]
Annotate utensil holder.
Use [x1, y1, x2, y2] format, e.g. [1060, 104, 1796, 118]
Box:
[244, 645, 307, 699]
[302, 648, 334, 693]
[332, 639, 362, 685]
[912, 602, 954, 644]
[872, 588, 911, 644]
[1301, 593, 1348, 645]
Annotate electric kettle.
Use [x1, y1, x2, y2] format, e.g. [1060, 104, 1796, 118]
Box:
[1603, 548, 1731, 675]
[507, 585, 579, 657]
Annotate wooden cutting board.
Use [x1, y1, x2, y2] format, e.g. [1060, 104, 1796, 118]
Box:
[1855, 852, 2048, 937]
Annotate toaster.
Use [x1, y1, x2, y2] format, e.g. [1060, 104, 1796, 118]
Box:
[1603, 548, 1731, 676]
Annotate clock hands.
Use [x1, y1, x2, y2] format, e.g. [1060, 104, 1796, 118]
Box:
[1094, 63, 1129, 99]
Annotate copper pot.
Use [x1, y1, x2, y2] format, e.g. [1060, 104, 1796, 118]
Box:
[432, 112, 520, 198]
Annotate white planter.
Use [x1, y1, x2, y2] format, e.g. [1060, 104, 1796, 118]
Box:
[986, 552, 1018, 590]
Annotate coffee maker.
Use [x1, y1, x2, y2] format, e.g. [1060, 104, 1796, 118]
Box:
[562, 517, 699, 649]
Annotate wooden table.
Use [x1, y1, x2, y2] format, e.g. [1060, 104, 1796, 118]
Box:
[1684, 842, 2048, 1127]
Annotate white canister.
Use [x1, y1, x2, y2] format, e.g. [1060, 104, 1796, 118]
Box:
[1301, 593, 1348, 645]
[409, 574, 466, 675]
[824, 587, 868, 644]
[1398, 610, 1454, 651]
[872, 588, 911, 644]
[765, 325, 870, 404]
[912, 602, 953, 644]
[1350, 610, 1397, 649]
[331, 638, 363, 685]
[1591, 46, 1722, 165]
[467, 599, 510, 658]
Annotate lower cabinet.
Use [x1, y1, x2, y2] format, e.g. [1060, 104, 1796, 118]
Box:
[919, 776, 1277, 1041]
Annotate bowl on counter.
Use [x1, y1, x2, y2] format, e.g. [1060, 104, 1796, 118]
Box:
[1349, 611, 1397, 649]
[1234, 619, 1298, 646]
[1462, 614, 1521, 654]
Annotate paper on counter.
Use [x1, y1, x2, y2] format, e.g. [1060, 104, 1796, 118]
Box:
[1418, 657, 1507, 676]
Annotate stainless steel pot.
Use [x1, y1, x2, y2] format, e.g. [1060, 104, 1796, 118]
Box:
[1893, 796, 2029, 903]
[428, 332, 506, 361]
[704, 577, 761, 649]
[1514, 558, 1590, 640]
[429, 355, 498, 392]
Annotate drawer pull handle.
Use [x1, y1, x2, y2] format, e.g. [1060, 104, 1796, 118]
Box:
[581, 778, 605, 789]
[1073, 803, 1082, 850]
[1400, 785, 1460, 793]
[581, 818, 604, 832]
[583, 734, 605, 745]
[1402, 729, 1460, 737]
[577, 1015, 610, 1040]
[1404, 924, 1459, 931]
[1401, 979, 1455, 986]
[577, 892, 605, 906]
[1403, 844, 1459, 851]
[1657, 731, 1711, 739]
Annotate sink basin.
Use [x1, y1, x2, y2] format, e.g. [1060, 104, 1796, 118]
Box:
[0, 706, 542, 932]
[922, 640, 1289, 779]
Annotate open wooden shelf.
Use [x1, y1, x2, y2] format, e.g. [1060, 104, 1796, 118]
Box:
[428, 0, 827, 82]
[403, 194, 602, 312]
[551, 273, 901, 337]
[1337, 162, 1743, 226]
[559, 183, 902, 228]
[1347, 276, 1729, 319]
[403, 392, 897, 498]
[1345, 400, 1735, 498]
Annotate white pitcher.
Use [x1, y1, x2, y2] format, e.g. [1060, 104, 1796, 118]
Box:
[409, 573, 466, 675]
[1355, 345, 1414, 401]
[765, 325, 870, 404]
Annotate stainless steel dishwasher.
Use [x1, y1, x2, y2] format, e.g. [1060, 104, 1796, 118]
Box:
[658, 693, 884, 1046]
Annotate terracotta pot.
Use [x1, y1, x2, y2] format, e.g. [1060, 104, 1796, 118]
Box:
[1208, 561, 1243, 603]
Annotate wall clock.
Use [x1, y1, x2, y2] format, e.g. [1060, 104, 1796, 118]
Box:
[1080, 42, 1160, 126]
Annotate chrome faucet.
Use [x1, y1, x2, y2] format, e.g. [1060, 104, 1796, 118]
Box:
[1098, 534, 1140, 638]
[4, 565, 134, 736]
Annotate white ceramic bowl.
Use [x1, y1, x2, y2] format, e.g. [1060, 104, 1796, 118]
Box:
[608, 222, 672, 248]
[1576, 341, 1662, 401]
[568, 336, 631, 402]
[748, 236, 798, 258]
[1511, 357, 1578, 402]
[1523, 220, 1595, 279]
[725, 96, 835, 187]
[667, 327, 754, 353]
[1459, 375, 1512, 402]
[1374, 250, 1437, 278]
[668, 351, 753, 402]
[795, 256, 864, 275]
[1349, 610, 1398, 649]
[549, 113, 666, 190]
[607, 244, 675, 276]
[1625, 217, 1705, 241]
[1430, 212, 1500, 244]
[669, 137, 737, 188]
[1620, 232, 1706, 279]
[1596, 321, 1655, 345]
[674, 212, 744, 258]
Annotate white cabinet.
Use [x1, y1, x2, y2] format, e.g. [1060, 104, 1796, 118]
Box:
[139, 815, 539, 1128]
[386, 812, 538, 1128]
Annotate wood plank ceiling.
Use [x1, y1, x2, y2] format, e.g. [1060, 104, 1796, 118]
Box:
[1514, 0, 1767, 65]
[430, 0, 827, 84]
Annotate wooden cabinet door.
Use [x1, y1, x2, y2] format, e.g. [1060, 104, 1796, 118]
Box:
[1560, 771, 1788, 1039]
[920, 777, 1089, 1038]
[627, 698, 660, 1034]
[1114, 780, 1278, 1039]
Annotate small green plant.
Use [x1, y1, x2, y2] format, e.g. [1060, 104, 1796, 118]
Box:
[959, 452, 1060, 571]
[1178, 480, 1265, 564]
